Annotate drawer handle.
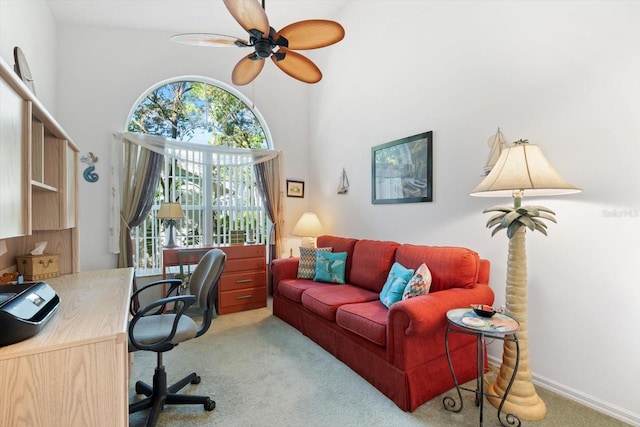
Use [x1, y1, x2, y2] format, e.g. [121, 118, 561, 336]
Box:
[236, 279, 253, 284]
[236, 295, 253, 300]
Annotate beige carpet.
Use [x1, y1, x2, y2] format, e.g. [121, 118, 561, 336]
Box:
[129, 305, 630, 427]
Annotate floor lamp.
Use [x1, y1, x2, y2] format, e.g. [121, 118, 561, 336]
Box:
[470, 139, 581, 420]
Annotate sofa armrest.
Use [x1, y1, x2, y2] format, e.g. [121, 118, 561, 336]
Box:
[271, 257, 300, 296]
[387, 283, 494, 369]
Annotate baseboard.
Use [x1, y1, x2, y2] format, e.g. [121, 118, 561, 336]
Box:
[487, 356, 639, 426]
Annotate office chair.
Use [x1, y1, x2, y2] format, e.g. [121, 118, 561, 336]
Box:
[129, 248, 226, 427]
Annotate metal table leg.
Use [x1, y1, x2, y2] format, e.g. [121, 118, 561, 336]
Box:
[442, 324, 464, 413]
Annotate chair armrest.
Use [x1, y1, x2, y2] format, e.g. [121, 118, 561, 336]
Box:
[130, 279, 183, 315]
[129, 294, 197, 352]
[271, 258, 299, 296]
[387, 284, 494, 369]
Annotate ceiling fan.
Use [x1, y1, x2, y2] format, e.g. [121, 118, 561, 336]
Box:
[171, 0, 345, 86]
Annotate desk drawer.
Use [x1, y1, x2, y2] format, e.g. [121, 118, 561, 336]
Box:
[220, 271, 266, 292]
[224, 257, 265, 273]
[220, 245, 266, 259]
[219, 287, 267, 312]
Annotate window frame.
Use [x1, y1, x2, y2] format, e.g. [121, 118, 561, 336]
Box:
[126, 76, 273, 276]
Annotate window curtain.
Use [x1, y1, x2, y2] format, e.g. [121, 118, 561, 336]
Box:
[110, 132, 283, 281]
[254, 153, 285, 293]
[118, 139, 164, 269]
[119, 132, 278, 166]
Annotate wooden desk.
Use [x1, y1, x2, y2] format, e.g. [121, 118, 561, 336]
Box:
[0, 268, 133, 427]
[163, 245, 267, 314]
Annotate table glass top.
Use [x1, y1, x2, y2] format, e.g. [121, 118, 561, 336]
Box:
[447, 307, 519, 334]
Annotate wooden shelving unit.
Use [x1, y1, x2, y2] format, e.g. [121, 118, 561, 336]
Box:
[0, 55, 79, 275]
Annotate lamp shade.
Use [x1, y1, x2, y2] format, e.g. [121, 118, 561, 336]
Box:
[157, 202, 185, 219]
[470, 142, 581, 197]
[292, 212, 323, 237]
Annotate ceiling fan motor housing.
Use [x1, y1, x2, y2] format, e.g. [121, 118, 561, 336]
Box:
[249, 26, 288, 59]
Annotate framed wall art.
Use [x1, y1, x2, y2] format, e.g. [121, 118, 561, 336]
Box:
[286, 180, 305, 198]
[371, 131, 433, 204]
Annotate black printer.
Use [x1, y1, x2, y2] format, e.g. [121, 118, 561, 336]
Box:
[0, 282, 60, 346]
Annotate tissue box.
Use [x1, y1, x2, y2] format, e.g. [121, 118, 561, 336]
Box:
[16, 254, 60, 280]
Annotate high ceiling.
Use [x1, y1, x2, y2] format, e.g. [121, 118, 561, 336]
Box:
[46, 0, 347, 35]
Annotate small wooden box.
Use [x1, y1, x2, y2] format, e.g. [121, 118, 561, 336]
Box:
[16, 253, 60, 281]
[230, 230, 246, 245]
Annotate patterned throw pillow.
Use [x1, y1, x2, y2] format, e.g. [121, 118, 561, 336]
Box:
[402, 263, 432, 300]
[314, 251, 348, 284]
[379, 262, 415, 308]
[297, 247, 332, 279]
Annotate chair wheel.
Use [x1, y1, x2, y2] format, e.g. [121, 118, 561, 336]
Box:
[192, 375, 201, 384]
[204, 398, 216, 411]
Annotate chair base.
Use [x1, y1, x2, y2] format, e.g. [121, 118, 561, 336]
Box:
[130, 363, 215, 427]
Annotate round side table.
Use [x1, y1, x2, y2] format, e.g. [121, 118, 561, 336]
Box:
[443, 307, 521, 427]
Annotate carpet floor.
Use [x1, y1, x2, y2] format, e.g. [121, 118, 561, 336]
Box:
[129, 305, 630, 427]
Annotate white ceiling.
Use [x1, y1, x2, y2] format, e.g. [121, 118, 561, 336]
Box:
[46, 0, 347, 35]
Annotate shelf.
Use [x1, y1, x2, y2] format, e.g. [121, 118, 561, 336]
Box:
[31, 180, 58, 193]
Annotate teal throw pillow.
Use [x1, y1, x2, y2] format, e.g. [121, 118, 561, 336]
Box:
[379, 262, 415, 308]
[314, 251, 347, 284]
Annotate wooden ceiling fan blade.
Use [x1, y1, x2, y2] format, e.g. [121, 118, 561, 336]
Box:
[223, 0, 270, 38]
[232, 54, 266, 86]
[170, 33, 249, 47]
[271, 48, 322, 84]
[275, 20, 345, 50]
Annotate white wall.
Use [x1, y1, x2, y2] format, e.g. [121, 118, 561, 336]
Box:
[308, 1, 639, 424]
[52, 25, 314, 270]
[0, 0, 57, 114]
[2, 0, 638, 423]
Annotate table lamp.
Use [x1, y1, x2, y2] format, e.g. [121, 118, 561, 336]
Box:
[157, 202, 184, 248]
[470, 139, 581, 420]
[292, 212, 324, 248]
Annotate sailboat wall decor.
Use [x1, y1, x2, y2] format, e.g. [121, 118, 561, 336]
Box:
[337, 168, 350, 194]
[484, 127, 506, 175]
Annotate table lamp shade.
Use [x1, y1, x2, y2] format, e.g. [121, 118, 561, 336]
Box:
[157, 202, 184, 219]
[292, 212, 323, 237]
[470, 142, 581, 197]
[292, 212, 323, 248]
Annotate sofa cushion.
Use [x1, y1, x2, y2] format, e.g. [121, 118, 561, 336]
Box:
[349, 239, 400, 292]
[314, 251, 348, 284]
[278, 279, 329, 303]
[395, 245, 480, 292]
[402, 263, 432, 299]
[379, 262, 415, 307]
[336, 301, 388, 346]
[297, 246, 332, 279]
[301, 285, 379, 321]
[316, 236, 358, 282]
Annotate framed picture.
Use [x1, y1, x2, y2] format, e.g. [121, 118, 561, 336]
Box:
[286, 180, 305, 198]
[371, 131, 433, 204]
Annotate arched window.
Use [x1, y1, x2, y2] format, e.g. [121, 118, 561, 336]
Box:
[127, 77, 272, 274]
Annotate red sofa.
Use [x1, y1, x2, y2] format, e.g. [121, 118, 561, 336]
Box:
[271, 235, 494, 412]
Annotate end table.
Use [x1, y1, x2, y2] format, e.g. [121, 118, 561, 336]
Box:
[443, 308, 521, 427]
